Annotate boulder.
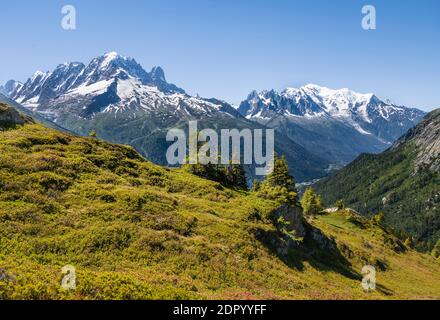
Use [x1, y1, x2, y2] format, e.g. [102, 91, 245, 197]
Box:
[271, 203, 306, 238]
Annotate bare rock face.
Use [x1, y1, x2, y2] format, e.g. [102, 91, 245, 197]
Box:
[271, 203, 306, 238]
[0, 102, 32, 129]
[412, 110, 440, 173]
[393, 109, 440, 173]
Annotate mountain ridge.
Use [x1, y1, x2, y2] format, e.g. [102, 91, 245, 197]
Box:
[7, 52, 186, 109]
[315, 109, 440, 249]
[238, 84, 425, 165]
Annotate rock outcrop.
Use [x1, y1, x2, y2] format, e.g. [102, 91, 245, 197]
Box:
[271, 203, 306, 238]
[0, 102, 33, 130]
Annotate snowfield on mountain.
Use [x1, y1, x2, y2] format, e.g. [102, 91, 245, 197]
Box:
[238, 84, 425, 164]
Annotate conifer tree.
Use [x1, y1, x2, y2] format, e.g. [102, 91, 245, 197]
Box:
[231, 164, 248, 190]
[316, 194, 324, 211]
[301, 187, 324, 216]
[266, 155, 296, 192]
[185, 159, 247, 190]
[259, 155, 298, 205]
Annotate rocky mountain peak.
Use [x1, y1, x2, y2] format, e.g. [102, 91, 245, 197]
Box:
[7, 52, 187, 106]
[0, 80, 23, 97]
[150, 66, 166, 83]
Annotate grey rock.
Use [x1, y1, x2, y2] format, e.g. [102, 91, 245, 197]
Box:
[0, 102, 33, 129]
[393, 109, 440, 173]
[271, 203, 306, 238]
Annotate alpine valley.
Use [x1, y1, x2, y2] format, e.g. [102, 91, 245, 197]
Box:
[316, 109, 440, 249]
[0, 52, 439, 300]
[1, 52, 425, 182]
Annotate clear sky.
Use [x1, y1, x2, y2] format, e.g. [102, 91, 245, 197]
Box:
[1, 0, 439, 110]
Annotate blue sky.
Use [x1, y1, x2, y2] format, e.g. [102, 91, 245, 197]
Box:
[1, 0, 439, 110]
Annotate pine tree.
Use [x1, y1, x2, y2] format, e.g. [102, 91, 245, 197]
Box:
[301, 187, 324, 216]
[266, 155, 296, 192]
[259, 155, 298, 205]
[316, 194, 324, 211]
[185, 161, 247, 190]
[231, 164, 248, 190]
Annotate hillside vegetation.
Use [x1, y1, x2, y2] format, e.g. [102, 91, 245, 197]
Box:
[316, 110, 440, 251]
[0, 108, 439, 299]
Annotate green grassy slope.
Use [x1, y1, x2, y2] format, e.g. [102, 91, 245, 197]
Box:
[0, 121, 439, 299]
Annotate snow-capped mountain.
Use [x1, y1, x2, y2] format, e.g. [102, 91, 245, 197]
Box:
[3, 52, 330, 182]
[4, 52, 246, 122]
[0, 80, 23, 97]
[7, 52, 187, 111]
[238, 84, 425, 164]
[4, 53, 425, 180]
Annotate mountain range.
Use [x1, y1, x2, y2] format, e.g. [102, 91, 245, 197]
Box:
[1, 52, 426, 181]
[238, 85, 425, 165]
